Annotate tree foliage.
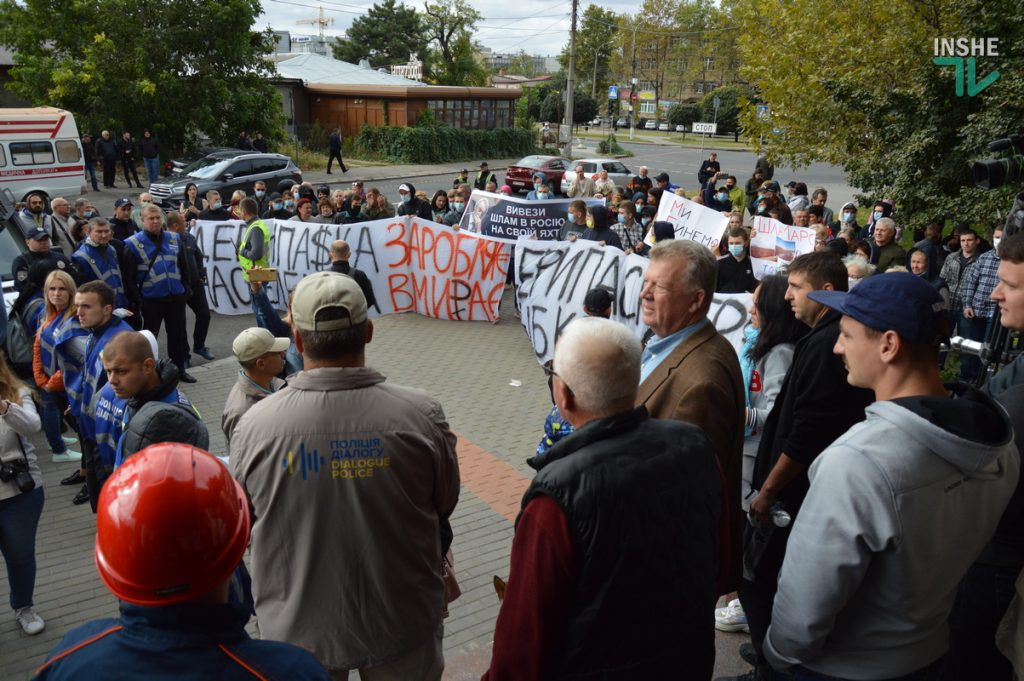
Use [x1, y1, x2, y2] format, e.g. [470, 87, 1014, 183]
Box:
[732, 0, 1024, 230]
[668, 103, 700, 127]
[333, 0, 428, 68]
[560, 5, 619, 98]
[0, 0, 283, 155]
[423, 0, 487, 85]
[698, 84, 753, 133]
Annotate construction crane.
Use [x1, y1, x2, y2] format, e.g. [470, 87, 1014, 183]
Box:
[296, 6, 334, 37]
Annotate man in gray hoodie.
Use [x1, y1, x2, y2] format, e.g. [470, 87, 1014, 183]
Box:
[764, 272, 1020, 680]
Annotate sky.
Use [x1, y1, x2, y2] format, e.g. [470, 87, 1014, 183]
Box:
[257, 0, 631, 58]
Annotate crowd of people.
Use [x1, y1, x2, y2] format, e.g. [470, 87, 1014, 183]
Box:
[2, 148, 1024, 681]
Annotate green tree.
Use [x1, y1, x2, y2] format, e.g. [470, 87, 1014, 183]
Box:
[573, 93, 599, 124]
[506, 51, 537, 77]
[423, 0, 487, 85]
[732, 0, 1024, 230]
[333, 0, 428, 68]
[0, 0, 283, 155]
[668, 103, 700, 127]
[698, 84, 753, 136]
[560, 6, 619, 98]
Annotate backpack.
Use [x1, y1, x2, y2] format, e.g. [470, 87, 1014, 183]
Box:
[6, 297, 43, 379]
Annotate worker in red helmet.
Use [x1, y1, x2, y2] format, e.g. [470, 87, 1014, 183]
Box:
[32, 443, 330, 681]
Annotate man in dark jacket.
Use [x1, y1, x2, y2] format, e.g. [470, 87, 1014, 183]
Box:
[581, 205, 622, 249]
[326, 127, 347, 174]
[95, 130, 118, 188]
[474, 162, 497, 191]
[484, 317, 722, 680]
[82, 133, 99, 191]
[198, 190, 232, 221]
[33, 441, 330, 681]
[698, 152, 721, 185]
[263, 192, 292, 220]
[329, 239, 377, 313]
[109, 198, 139, 242]
[11, 229, 76, 294]
[117, 131, 143, 189]
[139, 128, 161, 186]
[732, 251, 873, 681]
[396, 183, 432, 220]
[166, 213, 213, 362]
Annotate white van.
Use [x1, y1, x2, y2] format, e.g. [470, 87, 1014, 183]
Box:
[0, 107, 85, 204]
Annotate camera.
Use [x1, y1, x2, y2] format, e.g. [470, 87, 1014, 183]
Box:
[0, 456, 35, 494]
[972, 134, 1024, 190]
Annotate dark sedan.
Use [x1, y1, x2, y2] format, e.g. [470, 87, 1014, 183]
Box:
[504, 155, 571, 196]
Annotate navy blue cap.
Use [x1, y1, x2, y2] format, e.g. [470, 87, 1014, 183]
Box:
[807, 272, 948, 344]
[26, 228, 49, 241]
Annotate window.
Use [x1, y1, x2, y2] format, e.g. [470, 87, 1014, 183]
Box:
[10, 141, 54, 166]
[640, 101, 656, 114]
[0, 145, 6, 167]
[703, 57, 715, 70]
[55, 140, 80, 163]
[225, 160, 253, 178]
[252, 158, 286, 175]
[607, 162, 628, 174]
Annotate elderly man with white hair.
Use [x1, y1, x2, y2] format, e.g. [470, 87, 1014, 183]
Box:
[484, 317, 723, 681]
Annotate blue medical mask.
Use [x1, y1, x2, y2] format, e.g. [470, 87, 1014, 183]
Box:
[284, 199, 295, 209]
[452, 202, 464, 212]
[83, 210, 96, 218]
[212, 201, 222, 210]
[729, 244, 745, 258]
[635, 202, 643, 211]
[843, 212, 855, 223]
[641, 217, 651, 226]
[757, 205, 766, 214]
[872, 211, 883, 221]
[401, 194, 411, 204]
[255, 190, 265, 198]
[566, 213, 575, 224]
[537, 192, 549, 200]
[617, 213, 625, 224]
[271, 202, 282, 211]
[717, 192, 729, 203]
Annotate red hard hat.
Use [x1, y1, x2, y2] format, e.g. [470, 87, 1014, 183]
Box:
[95, 443, 251, 606]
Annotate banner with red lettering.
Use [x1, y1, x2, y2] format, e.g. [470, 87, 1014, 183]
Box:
[194, 217, 511, 322]
[749, 216, 817, 279]
[654, 192, 729, 251]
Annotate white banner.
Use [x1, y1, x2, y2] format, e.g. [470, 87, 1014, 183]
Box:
[195, 217, 512, 323]
[655, 193, 729, 252]
[749, 216, 817, 279]
[515, 239, 751, 364]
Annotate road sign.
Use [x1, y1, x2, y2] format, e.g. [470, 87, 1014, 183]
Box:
[608, 85, 618, 100]
[713, 96, 721, 110]
[757, 104, 770, 120]
[631, 91, 638, 102]
[692, 122, 717, 134]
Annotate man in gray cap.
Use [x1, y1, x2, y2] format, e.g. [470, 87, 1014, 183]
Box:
[231, 271, 460, 680]
[222, 327, 289, 450]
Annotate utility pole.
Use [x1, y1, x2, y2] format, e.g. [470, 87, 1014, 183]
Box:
[629, 24, 638, 141]
[591, 46, 604, 99]
[562, 0, 578, 157]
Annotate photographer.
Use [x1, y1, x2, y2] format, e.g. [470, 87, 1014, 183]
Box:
[0, 352, 45, 636]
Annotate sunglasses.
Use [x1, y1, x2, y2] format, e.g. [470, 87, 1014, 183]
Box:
[542, 363, 574, 397]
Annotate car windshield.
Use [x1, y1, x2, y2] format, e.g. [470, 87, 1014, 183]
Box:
[517, 156, 546, 168]
[184, 157, 231, 179]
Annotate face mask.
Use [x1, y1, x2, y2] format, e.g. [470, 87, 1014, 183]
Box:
[757, 193, 765, 200]
[872, 211, 883, 221]
[617, 213, 625, 224]
[533, 184, 540, 191]
[452, 202, 464, 212]
[757, 205, 766, 214]
[566, 213, 575, 224]
[729, 244, 745, 258]
[538, 192, 549, 200]
[401, 194, 411, 204]
[635, 202, 643, 212]
[212, 202, 222, 210]
[843, 212, 855, 223]
[717, 192, 729, 203]
[848, 277, 862, 288]
[255, 190, 265, 198]
[586, 217, 595, 228]
[994, 237, 1002, 249]
[284, 200, 295, 209]
[641, 217, 651, 226]
[83, 210, 96, 218]
[271, 202, 282, 211]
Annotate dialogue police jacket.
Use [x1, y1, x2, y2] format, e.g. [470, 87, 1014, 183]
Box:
[229, 366, 461, 672]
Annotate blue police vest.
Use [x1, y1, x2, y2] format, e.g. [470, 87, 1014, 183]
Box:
[125, 230, 185, 299]
[73, 243, 128, 308]
[93, 383, 126, 468]
[54, 317, 89, 414]
[79, 318, 133, 440]
[39, 312, 69, 377]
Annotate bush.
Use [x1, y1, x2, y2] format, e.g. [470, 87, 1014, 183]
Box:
[355, 123, 537, 164]
[597, 134, 631, 157]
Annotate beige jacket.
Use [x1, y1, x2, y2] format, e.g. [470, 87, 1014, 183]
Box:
[221, 371, 286, 451]
[230, 366, 460, 672]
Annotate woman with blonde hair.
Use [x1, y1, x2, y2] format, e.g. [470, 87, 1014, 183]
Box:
[33, 271, 82, 468]
[0, 351, 46, 635]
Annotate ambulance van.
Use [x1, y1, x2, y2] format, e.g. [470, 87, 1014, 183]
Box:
[0, 107, 85, 204]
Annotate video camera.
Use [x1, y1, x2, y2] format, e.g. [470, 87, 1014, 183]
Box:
[973, 134, 1024, 191]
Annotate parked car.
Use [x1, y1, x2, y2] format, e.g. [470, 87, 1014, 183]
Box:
[149, 151, 302, 210]
[658, 122, 670, 131]
[560, 158, 632, 194]
[615, 118, 628, 128]
[164, 146, 236, 177]
[644, 120, 658, 130]
[505, 155, 571, 195]
[675, 124, 687, 132]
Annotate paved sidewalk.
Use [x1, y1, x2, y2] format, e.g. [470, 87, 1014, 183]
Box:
[0, 291, 751, 680]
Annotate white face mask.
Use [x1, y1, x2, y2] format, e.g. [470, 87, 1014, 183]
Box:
[994, 237, 1002, 250]
[848, 276, 862, 288]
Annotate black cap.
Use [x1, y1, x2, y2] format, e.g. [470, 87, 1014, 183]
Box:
[583, 287, 614, 317]
[26, 228, 50, 241]
[785, 181, 797, 188]
[655, 172, 670, 182]
[479, 161, 489, 168]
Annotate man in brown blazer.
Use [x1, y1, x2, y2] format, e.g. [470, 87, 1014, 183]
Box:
[636, 239, 745, 591]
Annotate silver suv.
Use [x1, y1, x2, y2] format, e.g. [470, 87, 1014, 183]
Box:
[150, 151, 302, 209]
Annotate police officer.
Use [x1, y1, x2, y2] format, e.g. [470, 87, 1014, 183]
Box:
[237, 198, 273, 330]
[71, 218, 130, 311]
[122, 204, 196, 383]
[11, 228, 76, 294]
[166, 212, 214, 361]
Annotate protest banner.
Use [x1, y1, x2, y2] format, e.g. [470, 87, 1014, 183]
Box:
[655, 192, 729, 251]
[515, 239, 751, 363]
[194, 217, 511, 323]
[459, 190, 603, 240]
[749, 215, 817, 279]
